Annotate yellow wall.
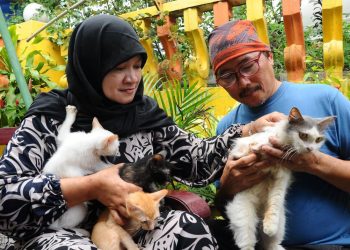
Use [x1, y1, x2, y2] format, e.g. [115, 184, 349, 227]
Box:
[207, 86, 238, 119]
[15, 20, 67, 88]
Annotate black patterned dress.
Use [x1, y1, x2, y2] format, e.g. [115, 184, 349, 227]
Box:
[0, 114, 242, 250]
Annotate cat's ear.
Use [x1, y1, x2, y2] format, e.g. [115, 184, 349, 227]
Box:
[157, 150, 167, 159]
[92, 117, 103, 129]
[125, 201, 143, 216]
[152, 153, 165, 165]
[103, 135, 119, 148]
[288, 107, 304, 124]
[317, 116, 335, 131]
[150, 189, 168, 203]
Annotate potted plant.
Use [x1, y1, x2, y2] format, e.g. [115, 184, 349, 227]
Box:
[0, 25, 64, 146]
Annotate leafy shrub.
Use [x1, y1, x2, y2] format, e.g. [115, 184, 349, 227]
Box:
[0, 25, 64, 127]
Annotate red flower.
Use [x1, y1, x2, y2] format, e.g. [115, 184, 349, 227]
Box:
[0, 99, 5, 108]
[15, 99, 19, 106]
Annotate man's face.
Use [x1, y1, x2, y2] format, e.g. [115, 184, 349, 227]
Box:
[215, 51, 279, 107]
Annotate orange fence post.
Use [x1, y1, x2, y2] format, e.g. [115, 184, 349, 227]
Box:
[282, 0, 305, 82]
[213, 1, 232, 27]
[157, 15, 183, 80]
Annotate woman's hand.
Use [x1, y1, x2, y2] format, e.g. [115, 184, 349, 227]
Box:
[242, 112, 286, 136]
[218, 153, 271, 199]
[60, 163, 141, 225]
[90, 164, 141, 224]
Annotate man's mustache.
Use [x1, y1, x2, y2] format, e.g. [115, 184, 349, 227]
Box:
[239, 85, 262, 98]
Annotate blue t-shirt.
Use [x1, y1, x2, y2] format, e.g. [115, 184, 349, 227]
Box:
[217, 81, 350, 245]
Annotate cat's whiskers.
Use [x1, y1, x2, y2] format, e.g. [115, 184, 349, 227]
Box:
[281, 147, 297, 161]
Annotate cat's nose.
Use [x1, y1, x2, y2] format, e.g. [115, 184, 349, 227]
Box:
[306, 147, 312, 152]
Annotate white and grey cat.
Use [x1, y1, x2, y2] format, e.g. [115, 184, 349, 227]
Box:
[226, 107, 334, 250]
[43, 105, 120, 230]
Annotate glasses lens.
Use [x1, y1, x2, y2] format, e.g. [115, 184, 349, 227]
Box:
[240, 61, 259, 77]
[218, 72, 236, 87]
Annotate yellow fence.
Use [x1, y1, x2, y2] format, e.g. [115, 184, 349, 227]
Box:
[120, 0, 345, 84]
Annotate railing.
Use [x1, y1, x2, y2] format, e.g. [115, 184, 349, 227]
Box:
[120, 0, 345, 85]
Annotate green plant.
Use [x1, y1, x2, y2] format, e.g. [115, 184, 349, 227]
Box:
[0, 25, 65, 127]
[144, 74, 218, 138]
[344, 18, 350, 72]
[165, 180, 217, 206]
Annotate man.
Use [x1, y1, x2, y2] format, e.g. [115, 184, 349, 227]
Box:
[208, 20, 350, 249]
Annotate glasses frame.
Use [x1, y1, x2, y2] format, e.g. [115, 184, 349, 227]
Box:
[216, 52, 263, 88]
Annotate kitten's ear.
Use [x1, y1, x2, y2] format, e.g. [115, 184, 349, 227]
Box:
[288, 107, 304, 124]
[157, 150, 167, 159]
[152, 153, 164, 164]
[103, 135, 119, 148]
[92, 117, 103, 129]
[150, 189, 168, 203]
[154, 154, 163, 161]
[317, 116, 335, 131]
[125, 200, 142, 215]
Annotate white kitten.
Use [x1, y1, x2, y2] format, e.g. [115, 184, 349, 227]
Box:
[226, 107, 334, 250]
[43, 105, 120, 230]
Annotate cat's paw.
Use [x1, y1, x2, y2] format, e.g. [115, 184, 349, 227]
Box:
[66, 105, 77, 114]
[240, 247, 255, 250]
[263, 221, 278, 236]
[265, 245, 285, 250]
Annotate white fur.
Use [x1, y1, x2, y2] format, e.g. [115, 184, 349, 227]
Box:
[43, 105, 120, 230]
[226, 118, 327, 250]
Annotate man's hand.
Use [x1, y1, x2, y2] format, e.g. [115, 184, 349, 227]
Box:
[219, 153, 270, 199]
[261, 137, 322, 173]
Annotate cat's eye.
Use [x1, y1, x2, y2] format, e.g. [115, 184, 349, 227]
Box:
[299, 132, 308, 141]
[315, 137, 324, 143]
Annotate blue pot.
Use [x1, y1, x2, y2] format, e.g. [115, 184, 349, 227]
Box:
[0, 0, 17, 20]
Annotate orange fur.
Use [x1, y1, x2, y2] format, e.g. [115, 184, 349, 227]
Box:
[91, 189, 168, 250]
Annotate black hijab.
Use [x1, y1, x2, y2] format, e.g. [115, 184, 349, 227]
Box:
[25, 14, 174, 137]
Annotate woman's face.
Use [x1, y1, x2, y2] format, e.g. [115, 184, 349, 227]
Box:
[102, 56, 142, 104]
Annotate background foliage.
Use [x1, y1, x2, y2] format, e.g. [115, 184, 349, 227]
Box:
[7, 0, 349, 76]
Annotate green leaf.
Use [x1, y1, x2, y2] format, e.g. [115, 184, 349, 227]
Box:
[50, 65, 66, 72]
[25, 50, 42, 69]
[35, 62, 45, 72]
[32, 36, 45, 45]
[28, 69, 40, 80]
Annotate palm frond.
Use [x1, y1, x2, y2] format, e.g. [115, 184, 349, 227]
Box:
[144, 76, 218, 137]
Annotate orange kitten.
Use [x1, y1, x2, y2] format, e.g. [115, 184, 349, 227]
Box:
[91, 189, 168, 250]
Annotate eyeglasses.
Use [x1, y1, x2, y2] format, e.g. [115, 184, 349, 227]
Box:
[216, 52, 263, 88]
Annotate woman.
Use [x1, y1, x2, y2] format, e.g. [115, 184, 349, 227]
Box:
[0, 14, 282, 249]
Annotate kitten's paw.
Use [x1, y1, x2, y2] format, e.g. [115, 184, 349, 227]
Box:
[266, 245, 285, 250]
[240, 247, 255, 250]
[263, 221, 278, 236]
[66, 105, 77, 114]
